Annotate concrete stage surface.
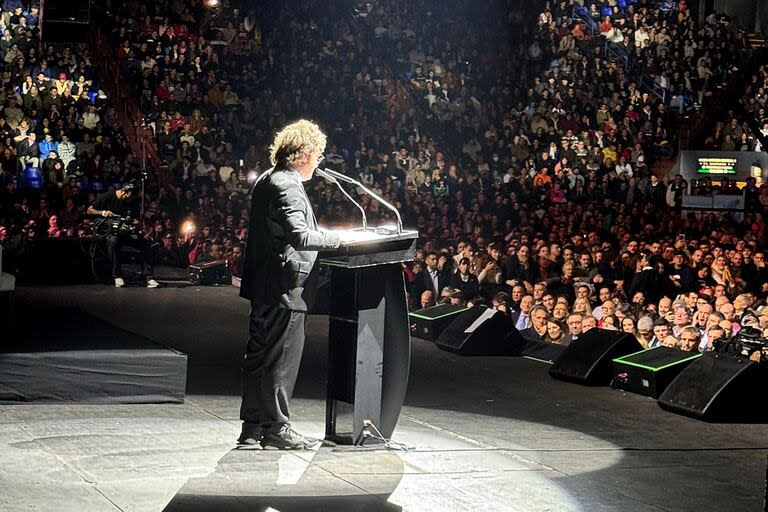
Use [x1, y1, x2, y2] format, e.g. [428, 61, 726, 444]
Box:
[2, 283, 767, 511]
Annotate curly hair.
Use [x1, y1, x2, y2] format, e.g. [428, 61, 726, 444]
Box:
[269, 119, 327, 167]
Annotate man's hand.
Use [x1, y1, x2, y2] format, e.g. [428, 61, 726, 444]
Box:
[102, 210, 114, 218]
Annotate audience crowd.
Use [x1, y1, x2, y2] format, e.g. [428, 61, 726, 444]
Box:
[0, 1, 144, 246]
[0, 0, 767, 356]
[703, 62, 768, 153]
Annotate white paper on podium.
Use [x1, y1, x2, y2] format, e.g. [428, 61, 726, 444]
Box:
[339, 230, 381, 243]
[321, 228, 384, 245]
[464, 308, 496, 334]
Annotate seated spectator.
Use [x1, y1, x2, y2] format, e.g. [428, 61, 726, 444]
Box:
[419, 290, 435, 309]
[565, 313, 583, 345]
[512, 295, 534, 331]
[545, 319, 568, 345]
[521, 304, 549, 342]
[679, 326, 701, 352]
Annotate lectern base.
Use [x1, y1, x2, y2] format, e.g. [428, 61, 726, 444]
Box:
[319, 229, 416, 446]
[324, 264, 411, 445]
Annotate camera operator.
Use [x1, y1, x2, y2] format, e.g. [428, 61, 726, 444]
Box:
[712, 327, 768, 363]
[749, 346, 768, 363]
[86, 182, 158, 288]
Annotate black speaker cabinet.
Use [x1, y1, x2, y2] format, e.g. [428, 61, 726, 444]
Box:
[517, 335, 568, 362]
[434, 307, 513, 356]
[502, 328, 566, 361]
[549, 329, 643, 385]
[612, 347, 702, 398]
[188, 260, 230, 285]
[658, 352, 768, 421]
[409, 304, 468, 341]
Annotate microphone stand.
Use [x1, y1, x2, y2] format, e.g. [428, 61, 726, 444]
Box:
[316, 169, 368, 231]
[317, 167, 403, 234]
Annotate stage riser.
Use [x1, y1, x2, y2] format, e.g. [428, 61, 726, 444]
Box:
[0, 352, 187, 404]
[1, 307, 187, 404]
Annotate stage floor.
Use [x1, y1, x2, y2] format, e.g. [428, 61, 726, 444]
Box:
[1, 283, 767, 511]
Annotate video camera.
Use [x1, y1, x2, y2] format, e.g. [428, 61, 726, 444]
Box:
[734, 331, 768, 359]
[714, 329, 768, 361]
[92, 215, 141, 239]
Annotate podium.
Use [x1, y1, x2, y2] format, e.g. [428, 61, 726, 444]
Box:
[319, 228, 418, 445]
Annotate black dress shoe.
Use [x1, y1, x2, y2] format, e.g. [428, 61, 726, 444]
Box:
[260, 423, 320, 450]
[236, 423, 263, 450]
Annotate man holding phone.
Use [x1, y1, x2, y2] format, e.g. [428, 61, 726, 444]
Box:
[666, 250, 695, 295]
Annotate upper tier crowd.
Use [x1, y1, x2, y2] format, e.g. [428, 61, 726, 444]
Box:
[1, 0, 768, 353]
[0, 0, 142, 244]
[704, 62, 768, 153]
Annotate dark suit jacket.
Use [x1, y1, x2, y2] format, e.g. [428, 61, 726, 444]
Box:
[520, 327, 546, 342]
[17, 138, 38, 159]
[510, 310, 526, 328]
[240, 166, 340, 311]
[414, 267, 450, 298]
[628, 267, 660, 302]
[449, 272, 480, 299]
[742, 262, 768, 294]
[505, 257, 537, 285]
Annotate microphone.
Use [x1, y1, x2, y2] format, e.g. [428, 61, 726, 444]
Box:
[316, 166, 404, 233]
[315, 168, 340, 184]
[317, 167, 357, 184]
[315, 167, 368, 231]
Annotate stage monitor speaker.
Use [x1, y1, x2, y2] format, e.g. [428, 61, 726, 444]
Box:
[612, 347, 702, 398]
[517, 335, 567, 362]
[188, 260, 230, 286]
[658, 352, 768, 421]
[434, 307, 514, 356]
[502, 327, 566, 361]
[549, 329, 643, 385]
[409, 304, 468, 341]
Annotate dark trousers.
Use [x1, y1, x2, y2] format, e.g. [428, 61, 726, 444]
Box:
[106, 235, 155, 278]
[240, 302, 306, 428]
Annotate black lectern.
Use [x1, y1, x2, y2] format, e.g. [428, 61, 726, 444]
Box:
[319, 228, 418, 445]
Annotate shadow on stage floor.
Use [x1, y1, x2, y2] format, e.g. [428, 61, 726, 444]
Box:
[165, 495, 402, 512]
[163, 446, 405, 512]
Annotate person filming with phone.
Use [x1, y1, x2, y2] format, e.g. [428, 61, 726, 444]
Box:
[664, 242, 695, 295]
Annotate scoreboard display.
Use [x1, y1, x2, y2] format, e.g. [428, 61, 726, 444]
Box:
[697, 157, 737, 175]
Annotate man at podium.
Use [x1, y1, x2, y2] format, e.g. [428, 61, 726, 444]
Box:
[237, 119, 342, 450]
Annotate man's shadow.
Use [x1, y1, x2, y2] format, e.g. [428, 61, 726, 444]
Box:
[164, 446, 404, 512]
